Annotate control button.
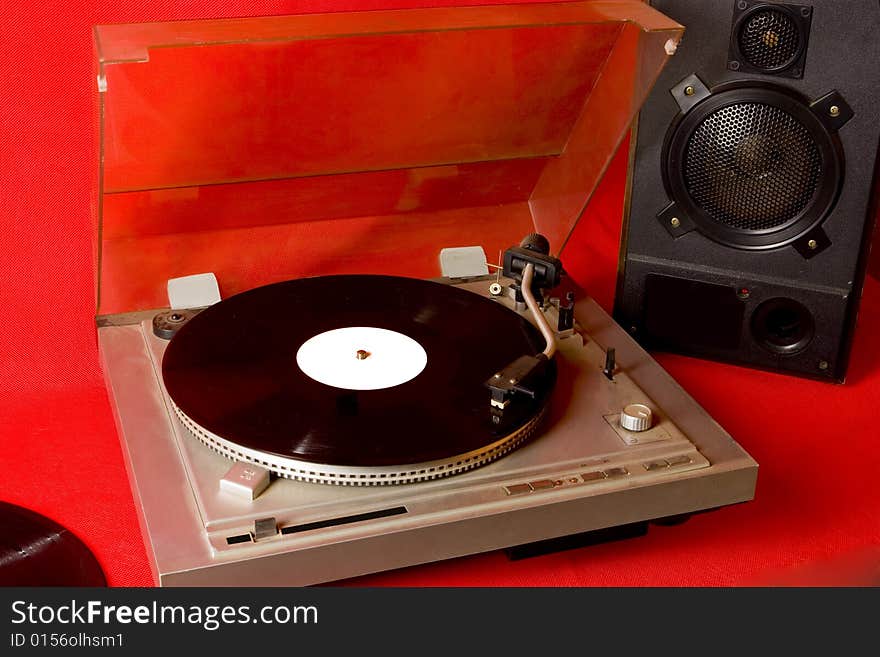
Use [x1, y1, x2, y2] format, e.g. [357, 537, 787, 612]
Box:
[529, 479, 555, 491]
[643, 460, 669, 471]
[621, 404, 653, 432]
[253, 517, 278, 541]
[504, 483, 533, 496]
[580, 471, 606, 482]
[668, 455, 693, 467]
[603, 348, 616, 380]
[220, 461, 271, 500]
[604, 467, 629, 477]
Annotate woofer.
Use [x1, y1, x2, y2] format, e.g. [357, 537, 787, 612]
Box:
[663, 84, 842, 249]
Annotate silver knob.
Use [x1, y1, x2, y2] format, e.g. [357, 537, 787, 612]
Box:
[621, 404, 653, 432]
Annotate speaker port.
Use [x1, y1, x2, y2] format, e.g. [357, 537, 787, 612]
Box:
[751, 297, 814, 354]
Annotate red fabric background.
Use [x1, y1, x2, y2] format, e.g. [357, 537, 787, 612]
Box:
[1, 0, 878, 587]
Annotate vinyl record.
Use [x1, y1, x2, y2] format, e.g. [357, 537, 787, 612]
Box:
[0, 502, 106, 586]
[162, 275, 556, 484]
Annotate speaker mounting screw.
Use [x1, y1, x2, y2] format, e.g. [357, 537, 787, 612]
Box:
[800, 6, 811, 16]
[729, 60, 741, 71]
[818, 360, 829, 371]
[684, 85, 696, 96]
[829, 106, 840, 117]
[807, 239, 818, 250]
[670, 217, 681, 228]
[737, 0, 748, 9]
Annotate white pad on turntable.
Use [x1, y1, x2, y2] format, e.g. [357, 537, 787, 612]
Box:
[296, 326, 428, 391]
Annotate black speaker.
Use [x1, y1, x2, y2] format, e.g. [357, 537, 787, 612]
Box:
[615, 0, 880, 382]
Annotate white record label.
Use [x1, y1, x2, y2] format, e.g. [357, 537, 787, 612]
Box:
[296, 326, 428, 390]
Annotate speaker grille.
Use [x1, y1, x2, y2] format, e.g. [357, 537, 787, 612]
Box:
[683, 102, 821, 232]
[738, 9, 801, 71]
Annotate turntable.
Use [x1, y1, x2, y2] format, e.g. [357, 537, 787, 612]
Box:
[94, 2, 757, 586]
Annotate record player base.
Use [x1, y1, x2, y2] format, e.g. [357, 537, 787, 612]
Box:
[98, 280, 756, 586]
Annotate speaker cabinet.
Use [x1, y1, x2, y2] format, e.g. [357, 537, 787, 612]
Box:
[616, 0, 880, 382]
